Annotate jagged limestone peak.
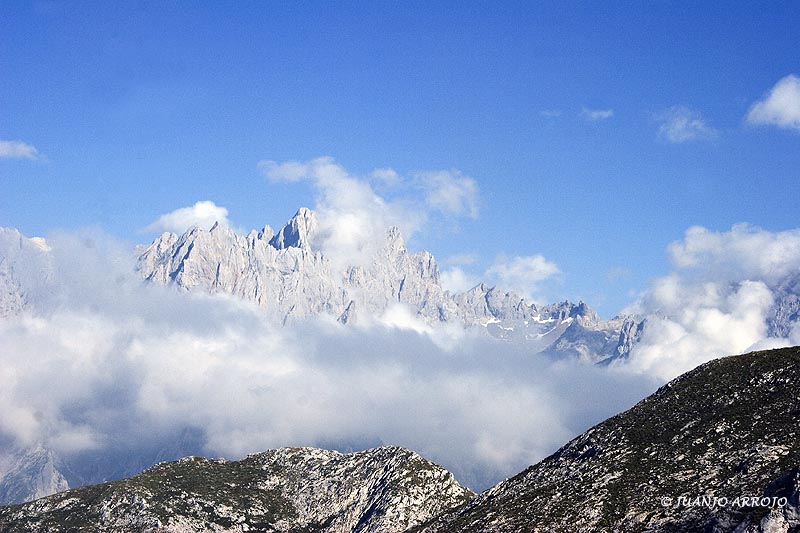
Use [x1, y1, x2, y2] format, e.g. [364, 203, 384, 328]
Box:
[270, 207, 317, 250]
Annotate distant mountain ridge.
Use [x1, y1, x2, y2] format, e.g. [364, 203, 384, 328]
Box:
[136, 207, 642, 362]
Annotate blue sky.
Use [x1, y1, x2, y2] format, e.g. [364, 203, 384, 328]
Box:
[2, 1, 799, 316]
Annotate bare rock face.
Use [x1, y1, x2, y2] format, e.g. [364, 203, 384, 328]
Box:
[0, 212, 644, 367]
[269, 206, 316, 250]
[0, 445, 68, 506]
[413, 346, 800, 533]
[137, 216, 345, 321]
[135, 209, 459, 324]
[0, 446, 474, 533]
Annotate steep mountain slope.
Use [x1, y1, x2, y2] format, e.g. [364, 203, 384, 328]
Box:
[0, 445, 68, 506]
[413, 346, 800, 533]
[0, 446, 473, 533]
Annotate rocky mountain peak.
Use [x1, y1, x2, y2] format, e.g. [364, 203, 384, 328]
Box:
[571, 300, 600, 324]
[384, 226, 407, 258]
[269, 207, 317, 250]
[257, 224, 274, 242]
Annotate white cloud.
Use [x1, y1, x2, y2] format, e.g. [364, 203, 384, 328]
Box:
[370, 167, 402, 187]
[485, 255, 561, 302]
[746, 74, 800, 130]
[417, 169, 480, 219]
[0, 140, 39, 160]
[377, 303, 435, 335]
[260, 157, 415, 269]
[146, 201, 230, 234]
[258, 157, 481, 270]
[259, 156, 348, 185]
[440, 266, 479, 294]
[622, 279, 774, 380]
[656, 106, 718, 143]
[581, 108, 614, 121]
[444, 253, 477, 266]
[621, 224, 800, 380]
[539, 109, 562, 118]
[666, 224, 800, 285]
[0, 230, 655, 491]
[440, 254, 481, 294]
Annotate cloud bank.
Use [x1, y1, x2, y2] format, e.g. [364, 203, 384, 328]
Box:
[622, 224, 800, 380]
[747, 74, 800, 131]
[4, 221, 800, 492]
[0, 229, 655, 491]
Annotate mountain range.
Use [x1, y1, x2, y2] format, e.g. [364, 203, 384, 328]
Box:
[135, 208, 643, 362]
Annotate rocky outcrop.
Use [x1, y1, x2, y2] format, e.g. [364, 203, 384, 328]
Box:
[413, 346, 800, 533]
[0, 446, 474, 533]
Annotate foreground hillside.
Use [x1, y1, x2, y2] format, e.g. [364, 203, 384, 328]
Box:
[2, 347, 799, 532]
[0, 446, 473, 533]
[414, 346, 800, 532]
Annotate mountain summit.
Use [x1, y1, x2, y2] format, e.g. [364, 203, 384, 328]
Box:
[269, 207, 317, 250]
